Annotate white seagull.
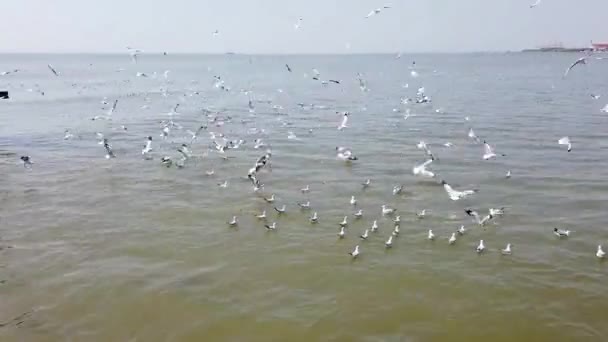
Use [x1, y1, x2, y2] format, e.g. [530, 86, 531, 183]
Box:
[338, 227, 346, 239]
[337, 112, 349, 130]
[476, 240, 486, 253]
[442, 181, 477, 201]
[142, 136, 153, 156]
[349, 245, 360, 259]
[427, 229, 435, 240]
[412, 159, 435, 178]
[255, 210, 267, 219]
[381, 205, 396, 216]
[529, 0, 542, 8]
[350, 196, 357, 206]
[553, 228, 570, 238]
[392, 225, 400, 236]
[309, 212, 319, 223]
[228, 216, 238, 227]
[465, 209, 493, 226]
[365, 5, 391, 18]
[339, 216, 348, 227]
[265, 222, 277, 231]
[597, 245, 605, 259]
[501, 243, 512, 255]
[385, 235, 393, 248]
[448, 232, 457, 245]
[563, 57, 587, 78]
[371, 220, 378, 232]
[558, 136, 572, 152]
[360, 229, 369, 240]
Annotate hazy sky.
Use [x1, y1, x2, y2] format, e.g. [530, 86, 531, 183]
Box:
[1, 0, 607, 53]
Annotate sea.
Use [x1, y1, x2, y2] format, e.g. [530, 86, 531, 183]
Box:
[1, 53, 607, 341]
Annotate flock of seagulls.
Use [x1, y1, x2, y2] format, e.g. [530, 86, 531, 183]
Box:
[3, 3, 607, 277]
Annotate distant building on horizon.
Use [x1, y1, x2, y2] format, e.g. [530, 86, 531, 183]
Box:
[591, 41, 608, 51]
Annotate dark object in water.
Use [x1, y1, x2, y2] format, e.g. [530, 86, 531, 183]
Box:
[0, 91, 8, 99]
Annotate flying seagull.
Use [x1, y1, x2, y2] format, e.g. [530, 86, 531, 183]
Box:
[442, 181, 477, 201]
[529, 0, 542, 8]
[564, 57, 587, 78]
[558, 136, 572, 152]
[47, 64, 60, 76]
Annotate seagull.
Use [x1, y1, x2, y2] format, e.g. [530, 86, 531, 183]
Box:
[489, 207, 505, 216]
[336, 147, 358, 161]
[501, 243, 512, 255]
[360, 229, 369, 240]
[476, 240, 485, 253]
[264, 194, 275, 203]
[382, 205, 396, 216]
[212, 29, 220, 36]
[20, 156, 32, 168]
[482, 141, 505, 160]
[47, 64, 60, 76]
[128, 48, 142, 63]
[465, 209, 493, 226]
[553, 228, 570, 238]
[427, 229, 435, 240]
[442, 181, 477, 201]
[255, 210, 267, 219]
[160, 156, 173, 167]
[228, 216, 238, 227]
[457, 225, 467, 235]
[300, 185, 310, 193]
[103, 139, 116, 159]
[297, 201, 311, 210]
[350, 196, 357, 206]
[362, 179, 371, 188]
[564, 57, 587, 78]
[349, 245, 360, 259]
[365, 6, 391, 18]
[218, 180, 229, 188]
[529, 0, 541, 8]
[338, 227, 346, 239]
[448, 232, 457, 245]
[392, 185, 403, 195]
[205, 169, 215, 176]
[416, 210, 426, 219]
[265, 222, 277, 231]
[142, 136, 153, 157]
[468, 128, 481, 143]
[601, 104, 608, 113]
[285, 64, 292, 72]
[274, 205, 286, 214]
[416, 141, 435, 160]
[337, 112, 349, 130]
[505, 170, 512, 179]
[339, 216, 348, 227]
[591, 94, 601, 100]
[597, 245, 605, 259]
[309, 212, 319, 223]
[412, 159, 435, 178]
[443, 142, 454, 148]
[371, 220, 378, 232]
[385, 235, 394, 248]
[294, 17, 303, 30]
[392, 225, 400, 236]
[354, 210, 363, 219]
[63, 129, 74, 140]
[393, 216, 401, 224]
[558, 136, 572, 152]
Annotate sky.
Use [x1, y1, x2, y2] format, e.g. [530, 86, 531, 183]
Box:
[1, 0, 607, 53]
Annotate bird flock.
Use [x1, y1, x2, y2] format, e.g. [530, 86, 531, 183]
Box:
[3, 2, 608, 266]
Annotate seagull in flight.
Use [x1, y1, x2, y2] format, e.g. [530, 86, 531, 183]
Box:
[563, 57, 587, 78]
[336, 147, 358, 161]
[365, 5, 391, 18]
[483, 141, 505, 160]
[442, 181, 477, 201]
[128, 47, 142, 63]
[558, 136, 572, 152]
[529, 0, 542, 8]
[47, 64, 60, 76]
[294, 17, 303, 30]
[337, 112, 349, 130]
[412, 159, 435, 178]
[465, 209, 493, 226]
[285, 64, 292, 72]
[468, 128, 481, 143]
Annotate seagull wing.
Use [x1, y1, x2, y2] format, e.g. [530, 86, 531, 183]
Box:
[564, 58, 586, 78]
[483, 142, 494, 155]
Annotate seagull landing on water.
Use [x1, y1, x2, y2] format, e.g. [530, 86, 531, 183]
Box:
[476, 240, 485, 253]
[558, 136, 572, 152]
[442, 181, 477, 201]
[597, 245, 605, 259]
[483, 141, 506, 160]
[553, 228, 570, 238]
[349, 245, 360, 259]
[336, 147, 358, 161]
[465, 209, 494, 226]
[501, 243, 512, 255]
[412, 159, 435, 178]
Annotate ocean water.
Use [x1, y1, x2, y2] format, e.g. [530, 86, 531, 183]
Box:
[1, 53, 608, 341]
